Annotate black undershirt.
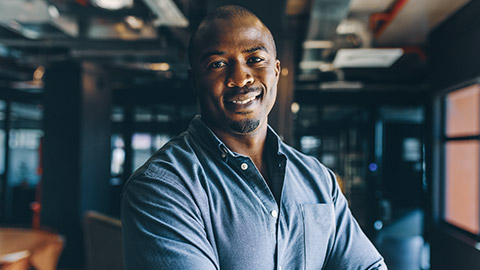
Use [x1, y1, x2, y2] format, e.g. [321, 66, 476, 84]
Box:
[264, 132, 286, 205]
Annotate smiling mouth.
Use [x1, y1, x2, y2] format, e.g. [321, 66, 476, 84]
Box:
[226, 92, 262, 106]
[230, 95, 258, 104]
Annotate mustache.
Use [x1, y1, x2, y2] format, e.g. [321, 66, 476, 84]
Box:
[228, 85, 262, 94]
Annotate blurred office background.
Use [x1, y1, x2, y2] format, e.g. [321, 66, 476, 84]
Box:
[0, 0, 479, 269]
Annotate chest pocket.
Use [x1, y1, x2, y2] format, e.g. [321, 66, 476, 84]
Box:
[301, 203, 335, 270]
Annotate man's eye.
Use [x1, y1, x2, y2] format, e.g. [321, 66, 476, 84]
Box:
[247, 57, 264, 63]
[208, 61, 227, 69]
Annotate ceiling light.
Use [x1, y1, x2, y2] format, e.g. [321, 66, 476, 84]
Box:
[33, 66, 46, 80]
[299, 61, 328, 70]
[48, 5, 60, 18]
[319, 63, 334, 72]
[125, 16, 144, 30]
[303, 40, 334, 49]
[333, 48, 403, 68]
[320, 81, 363, 90]
[92, 0, 133, 10]
[291, 102, 300, 114]
[336, 22, 358, 35]
[147, 63, 170, 71]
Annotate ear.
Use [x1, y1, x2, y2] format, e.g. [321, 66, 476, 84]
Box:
[274, 59, 281, 78]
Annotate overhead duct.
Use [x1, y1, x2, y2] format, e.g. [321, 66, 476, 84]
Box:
[300, 0, 352, 71]
[305, 0, 352, 40]
[0, 0, 50, 23]
[0, 0, 79, 39]
[142, 0, 189, 27]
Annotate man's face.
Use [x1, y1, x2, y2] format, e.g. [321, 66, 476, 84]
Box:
[190, 16, 280, 135]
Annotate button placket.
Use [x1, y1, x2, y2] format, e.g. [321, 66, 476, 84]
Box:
[236, 157, 278, 231]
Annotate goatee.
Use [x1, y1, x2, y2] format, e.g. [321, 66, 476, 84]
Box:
[230, 119, 260, 133]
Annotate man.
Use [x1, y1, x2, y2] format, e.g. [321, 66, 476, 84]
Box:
[122, 5, 387, 270]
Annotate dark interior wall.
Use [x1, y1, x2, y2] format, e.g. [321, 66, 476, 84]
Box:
[430, 1, 480, 89]
[428, 1, 480, 269]
[431, 229, 480, 270]
[42, 62, 83, 266]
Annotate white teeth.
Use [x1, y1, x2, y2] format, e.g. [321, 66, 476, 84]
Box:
[231, 96, 256, 104]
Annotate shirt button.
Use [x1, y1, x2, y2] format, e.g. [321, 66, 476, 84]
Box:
[241, 163, 248, 170]
[221, 153, 226, 158]
[270, 210, 278, 218]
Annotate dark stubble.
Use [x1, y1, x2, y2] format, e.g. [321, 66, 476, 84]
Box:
[230, 118, 260, 133]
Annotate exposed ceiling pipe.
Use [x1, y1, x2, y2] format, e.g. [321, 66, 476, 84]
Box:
[75, 0, 88, 6]
[300, 0, 352, 71]
[369, 0, 408, 39]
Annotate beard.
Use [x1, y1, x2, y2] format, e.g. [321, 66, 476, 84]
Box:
[229, 118, 260, 134]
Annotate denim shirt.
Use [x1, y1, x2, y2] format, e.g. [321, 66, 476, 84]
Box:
[121, 116, 387, 270]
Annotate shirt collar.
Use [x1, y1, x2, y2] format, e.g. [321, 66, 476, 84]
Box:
[187, 115, 286, 159]
[187, 115, 233, 158]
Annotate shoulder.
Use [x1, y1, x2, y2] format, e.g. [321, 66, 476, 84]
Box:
[123, 131, 203, 192]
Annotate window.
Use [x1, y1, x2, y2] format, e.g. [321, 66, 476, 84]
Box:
[442, 83, 480, 236]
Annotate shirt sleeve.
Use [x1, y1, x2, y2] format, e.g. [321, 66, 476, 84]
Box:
[323, 169, 388, 270]
[121, 169, 218, 270]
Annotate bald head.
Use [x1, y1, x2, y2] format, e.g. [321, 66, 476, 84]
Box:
[188, 5, 277, 67]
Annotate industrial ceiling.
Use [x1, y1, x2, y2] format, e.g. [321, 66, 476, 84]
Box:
[0, 0, 471, 94]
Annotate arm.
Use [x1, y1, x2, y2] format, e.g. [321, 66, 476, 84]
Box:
[324, 170, 388, 270]
[121, 169, 218, 270]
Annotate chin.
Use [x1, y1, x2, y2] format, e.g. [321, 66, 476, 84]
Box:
[229, 118, 260, 134]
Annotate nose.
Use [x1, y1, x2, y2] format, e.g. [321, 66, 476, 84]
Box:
[226, 62, 254, 88]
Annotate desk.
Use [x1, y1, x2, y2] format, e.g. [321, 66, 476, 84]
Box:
[0, 228, 63, 270]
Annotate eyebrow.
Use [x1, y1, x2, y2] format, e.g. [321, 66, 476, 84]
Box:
[200, 46, 269, 62]
[243, 46, 268, 54]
